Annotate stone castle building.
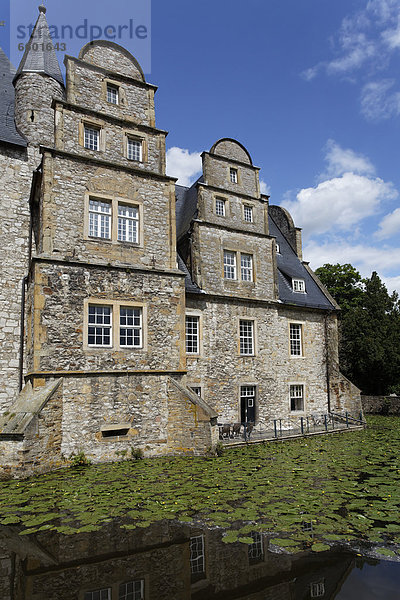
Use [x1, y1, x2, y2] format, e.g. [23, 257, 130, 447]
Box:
[0, 6, 361, 476]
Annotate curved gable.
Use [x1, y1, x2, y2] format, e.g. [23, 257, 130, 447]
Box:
[78, 41, 145, 81]
[210, 138, 253, 165]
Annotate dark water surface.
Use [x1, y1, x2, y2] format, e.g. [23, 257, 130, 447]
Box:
[0, 518, 399, 599]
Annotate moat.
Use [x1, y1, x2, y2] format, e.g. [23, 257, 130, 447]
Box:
[0, 416, 399, 598]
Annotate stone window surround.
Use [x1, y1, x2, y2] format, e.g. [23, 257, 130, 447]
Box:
[238, 317, 257, 356]
[101, 77, 127, 107]
[223, 248, 256, 283]
[124, 130, 148, 163]
[185, 310, 203, 357]
[189, 385, 203, 398]
[242, 203, 254, 223]
[289, 321, 305, 358]
[289, 382, 306, 413]
[83, 192, 144, 247]
[214, 193, 229, 217]
[83, 298, 148, 352]
[229, 166, 239, 184]
[79, 118, 106, 152]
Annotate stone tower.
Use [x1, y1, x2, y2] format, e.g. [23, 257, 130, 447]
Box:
[0, 5, 65, 413]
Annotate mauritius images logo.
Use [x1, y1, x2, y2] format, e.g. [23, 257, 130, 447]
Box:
[10, 0, 151, 74]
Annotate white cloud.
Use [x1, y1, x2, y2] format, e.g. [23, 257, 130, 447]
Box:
[260, 179, 271, 195]
[375, 207, 400, 239]
[323, 139, 375, 177]
[166, 147, 202, 187]
[303, 240, 400, 293]
[360, 79, 400, 120]
[285, 173, 396, 239]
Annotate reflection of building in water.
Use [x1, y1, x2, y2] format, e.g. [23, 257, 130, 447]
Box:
[0, 521, 356, 600]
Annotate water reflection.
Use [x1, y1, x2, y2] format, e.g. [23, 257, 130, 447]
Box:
[0, 520, 398, 599]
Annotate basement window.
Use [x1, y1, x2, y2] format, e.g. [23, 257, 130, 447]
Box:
[101, 425, 130, 438]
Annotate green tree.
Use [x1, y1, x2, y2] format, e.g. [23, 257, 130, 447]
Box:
[315, 264, 400, 395]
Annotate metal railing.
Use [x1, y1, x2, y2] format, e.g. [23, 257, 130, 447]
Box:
[218, 411, 366, 444]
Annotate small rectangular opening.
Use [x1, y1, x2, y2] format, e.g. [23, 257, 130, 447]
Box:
[101, 428, 129, 438]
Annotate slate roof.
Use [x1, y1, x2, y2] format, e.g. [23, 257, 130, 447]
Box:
[14, 6, 64, 86]
[0, 47, 27, 147]
[269, 213, 335, 310]
[175, 184, 335, 310]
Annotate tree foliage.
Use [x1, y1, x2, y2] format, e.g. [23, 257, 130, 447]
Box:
[315, 264, 400, 395]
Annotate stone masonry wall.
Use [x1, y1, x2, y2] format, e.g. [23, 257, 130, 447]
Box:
[212, 139, 252, 164]
[361, 395, 400, 415]
[38, 152, 175, 270]
[203, 153, 259, 198]
[26, 262, 186, 373]
[191, 223, 276, 301]
[79, 44, 145, 80]
[197, 184, 268, 236]
[185, 297, 331, 426]
[0, 145, 39, 412]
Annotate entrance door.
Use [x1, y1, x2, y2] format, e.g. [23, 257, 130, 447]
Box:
[240, 385, 256, 423]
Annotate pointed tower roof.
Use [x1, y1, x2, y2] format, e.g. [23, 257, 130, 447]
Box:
[14, 4, 64, 86]
[0, 47, 27, 146]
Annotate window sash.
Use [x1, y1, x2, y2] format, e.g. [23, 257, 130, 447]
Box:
[127, 138, 143, 161]
[190, 535, 205, 574]
[290, 324, 302, 356]
[290, 384, 304, 411]
[215, 198, 225, 216]
[230, 168, 238, 183]
[119, 580, 144, 600]
[241, 253, 253, 281]
[120, 307, 142, 347]
[244, 205, 253, 222]
[84, 589, 111, 600]
[118, 204, 139, 243]
[224, 251, 236, 279]
[84, 126, 100, 150]
[190, 386, 202, 397]
[89, 199, 112, 239]
[88, 306, 112, 347]
[293, 278, 305, 292]
[186, 316, 199, 354]
[107, 84, 118, 104]
[240, 320, 254, 355]
[248, 532, 263, 560]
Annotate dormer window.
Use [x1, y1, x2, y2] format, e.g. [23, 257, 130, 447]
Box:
[275, 241, 280, 254]
[230, 168, 238, 184]
[292, 278, 305, 293]
[107, 83, 119, 105]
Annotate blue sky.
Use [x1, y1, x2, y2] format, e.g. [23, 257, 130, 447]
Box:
[1, 0, 400, 293]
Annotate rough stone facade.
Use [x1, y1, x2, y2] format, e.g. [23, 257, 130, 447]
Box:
[0, 6, 362, 477]
[361, 395, 400, 415]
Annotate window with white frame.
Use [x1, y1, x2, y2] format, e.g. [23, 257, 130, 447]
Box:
[119, 580, 144, 600]
[290, 384, 304, 412]
[186, 315, 199, 354]
[127, 138, 143, 162]
[118, 204, 139, 243]
[84, 588, 111, 600]
[230, 167, 238, 183]
[224, 250, 237, 279]
[275, 241, 280, 254]
[248, 531, 264, 562]
[240, 320, 254, 355]
[84, 124, 100, 150]
[120, 307, 142, 348]
[190, 535, 205, 576]
[243, 205, 253, 223]
[310, 581, 325, 598]
[87, 197, 141, 245]
[292, 278, 306, 293]
[89, 198, 112, 239]
[106, 83, 119, 105]
[215, 197, 226, 216]
[88, 305, 112, 347]
[290, 323, 303, 356]
[241, 253, 253, 281]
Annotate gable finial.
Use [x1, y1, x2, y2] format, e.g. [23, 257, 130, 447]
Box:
[39, 3, 46, 13]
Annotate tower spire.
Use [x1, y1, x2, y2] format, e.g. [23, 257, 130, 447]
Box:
[14, 4, 64, 86]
